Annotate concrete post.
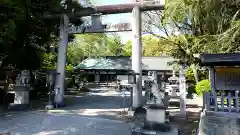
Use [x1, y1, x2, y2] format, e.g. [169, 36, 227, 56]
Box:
[179, 65, 186, 117]
[131, 6, 142, 109]
[54, 14, 69, 107]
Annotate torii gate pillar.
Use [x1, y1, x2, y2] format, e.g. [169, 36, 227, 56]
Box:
[54, 14, 69, 107]
[131, 6, 143, 109]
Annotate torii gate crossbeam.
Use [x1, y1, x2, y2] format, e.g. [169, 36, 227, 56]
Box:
[43, 4, 164, 19]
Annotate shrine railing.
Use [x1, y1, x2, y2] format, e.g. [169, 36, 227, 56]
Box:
[204, 90, 240, 113]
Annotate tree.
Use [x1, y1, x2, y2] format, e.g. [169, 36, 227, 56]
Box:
[0, 0, 84, 69]
[122, 35, 172, 56]
[67, 40, 85, 66]
[142, 0, 240, 82]
[104, 35, 123, 56]
[122, 41, 132, 56]
[66, 33, 124, 66]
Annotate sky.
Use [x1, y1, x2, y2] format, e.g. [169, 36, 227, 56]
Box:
[92, 0, 134, 43]
[80, 0, 165, 43]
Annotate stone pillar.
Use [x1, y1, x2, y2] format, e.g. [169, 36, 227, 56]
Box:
[131, 6, 142, 109]
[54, 14, 69, 107]
[179, 65, 186, 117]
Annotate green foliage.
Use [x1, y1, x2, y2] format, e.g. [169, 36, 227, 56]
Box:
[66, 64, 73, 71]
[74, 34, 123, 57]
[66, 34, 124, 66]
[186, 67, 195, 82]
[161, 0, 240, 59]
[104, 35, 123, 56]
[142, 0, 240, 83]
[39, 31, 124, 75]
[195, 79, 211, 96]
[0, 0, 85, 69]
[67, 41, 85, 66]
[122, 41, 132, 56]
[123, 35, 173, 56]
[41, 52, 57, 69]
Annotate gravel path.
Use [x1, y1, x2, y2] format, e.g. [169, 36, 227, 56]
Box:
[0, 88, 133, 135]
[0, 111, 132, 135]
[0, 86, 202, 135]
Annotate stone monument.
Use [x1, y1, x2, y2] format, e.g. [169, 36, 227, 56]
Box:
[8, 70, 31, 110]
[132, 71, 178, 135]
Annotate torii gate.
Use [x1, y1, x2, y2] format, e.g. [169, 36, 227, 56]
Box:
[44, 0, 165, 110]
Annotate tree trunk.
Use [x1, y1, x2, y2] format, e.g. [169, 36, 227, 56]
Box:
[191, 64, 199, 83]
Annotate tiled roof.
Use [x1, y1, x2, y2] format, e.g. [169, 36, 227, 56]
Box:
[74, 56, 175, 71]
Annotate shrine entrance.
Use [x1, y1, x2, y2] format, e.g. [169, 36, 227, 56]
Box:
[49, 1, 164, 109]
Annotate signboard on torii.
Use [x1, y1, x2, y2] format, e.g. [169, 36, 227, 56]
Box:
[68, 23, 131, 34]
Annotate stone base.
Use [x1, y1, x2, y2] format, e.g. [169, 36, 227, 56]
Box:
[132, 126, 178, 135]
[128, 110, 135, 116]
[146, 105, 167, 124]
[8, 103, 29, 110]
[128, 107, 146, 116]
[143, 122, 171, 132]
[45, 104, 54, 110]
[198, 111, 240, 135]
[53, 102, 66, 108]
[9, 89, 30, 105]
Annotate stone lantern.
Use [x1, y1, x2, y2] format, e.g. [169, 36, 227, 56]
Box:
[168, 74, 179, 97]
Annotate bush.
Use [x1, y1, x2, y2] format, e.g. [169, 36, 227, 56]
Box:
[195, 79, 211, 96]
[186, 67, 195, 82]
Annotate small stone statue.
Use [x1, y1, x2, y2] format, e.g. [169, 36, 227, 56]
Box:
[15, 70, 31, 89]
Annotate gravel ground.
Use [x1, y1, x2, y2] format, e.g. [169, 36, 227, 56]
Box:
[0, 86, 202, 135]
